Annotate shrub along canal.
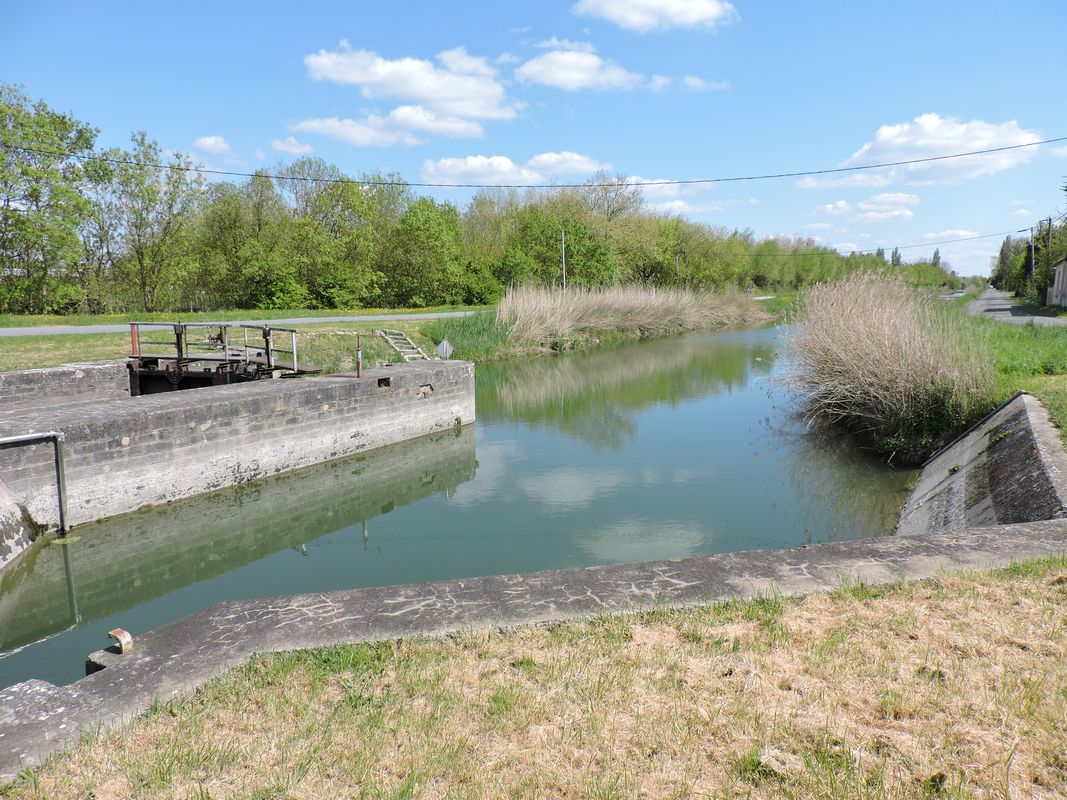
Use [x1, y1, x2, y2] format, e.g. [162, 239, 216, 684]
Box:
[0, 325, 913, 687]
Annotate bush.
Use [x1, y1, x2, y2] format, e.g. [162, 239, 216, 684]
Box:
[788, 272, 994, 464]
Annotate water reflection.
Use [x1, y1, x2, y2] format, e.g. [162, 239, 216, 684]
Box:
[0, 426, 476, 655]
[477, 334, 776, 449]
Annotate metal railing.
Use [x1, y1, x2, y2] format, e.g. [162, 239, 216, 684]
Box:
[0, 431, 68, 533]
[129, 322, 300, 374]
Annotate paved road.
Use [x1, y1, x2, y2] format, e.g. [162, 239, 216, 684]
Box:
[0, 310, 477, 338]
[965, 289, 1067, 327]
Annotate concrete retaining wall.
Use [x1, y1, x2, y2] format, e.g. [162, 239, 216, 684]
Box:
[0, 479, 31, 571]
[897, 393, 1067, 535]
[0, 362, 128, 410]
[0, 360, 474, 531]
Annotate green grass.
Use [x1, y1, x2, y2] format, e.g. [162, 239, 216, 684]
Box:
[419, 309, 511, 362]
[0, 304, 487, 329]
[754, 292, 799, 319]
[0, 321, 437, 373]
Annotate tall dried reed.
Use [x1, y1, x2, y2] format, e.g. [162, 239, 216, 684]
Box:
[497, 285, 768, 352]
[788, 272, 994, 463]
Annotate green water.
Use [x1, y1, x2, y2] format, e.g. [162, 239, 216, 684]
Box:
[0, 326, 913, 687]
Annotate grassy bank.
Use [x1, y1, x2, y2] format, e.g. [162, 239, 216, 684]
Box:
[0, 322, 438, 373]
[0, 305, 484, 329]
[7, 557, 1065, 799]
[425, 286, 770, 362]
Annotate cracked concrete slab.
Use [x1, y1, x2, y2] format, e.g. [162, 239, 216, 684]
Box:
[2, 519, 1065, 781]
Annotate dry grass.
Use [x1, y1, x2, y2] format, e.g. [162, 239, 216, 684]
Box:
[788, 272, 994, 463]
[497, 285, 769, 353]
[10, 558, 1067, 799]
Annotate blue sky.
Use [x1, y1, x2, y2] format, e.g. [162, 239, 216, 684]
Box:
[5, 0, 1066, 275]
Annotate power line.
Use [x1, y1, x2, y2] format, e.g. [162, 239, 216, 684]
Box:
[2, 136, 1064, 190]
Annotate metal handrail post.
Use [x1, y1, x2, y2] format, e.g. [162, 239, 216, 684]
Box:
[291, 330, 298, 374]
[0, 431, 69, 533]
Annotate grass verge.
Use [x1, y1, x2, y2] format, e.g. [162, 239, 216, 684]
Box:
[8, 557, 1066, 798]
[0, 322, 438, 374]
[0, 305, 486, 329]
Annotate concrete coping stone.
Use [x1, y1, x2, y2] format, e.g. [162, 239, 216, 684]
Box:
[1, 518, 1065, 782]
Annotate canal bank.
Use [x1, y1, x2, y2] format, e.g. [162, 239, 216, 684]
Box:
[0, 360, 474, 536]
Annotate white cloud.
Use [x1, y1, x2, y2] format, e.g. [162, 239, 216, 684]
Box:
[254, 148, 266, 161]
[804, 222, 834, 230]
[421, 150, 609, 185]
[649, 198, 741, 215]
[682, 75, 729, 91]
[305, 43, 518, 121]
[844, 113, 1041, 182]
[648, 74, 672, 90]
[292, 104, 484, 148]
[496, 52, 519, 65]
[271, 136, 314, 155]
[834, 242, 860, 254]
[526, 150, 612, 175]
[436, 46, 496, 76]
[515, 50, 642, 90]
[922, 229, 978, 239]
[535, 37, 597, 52]
[796, 172, 892, 189]
[853, 192, 919, 222]
[1052, 145, 1067, 157]
[626, 176, 683, 199]
[817, 200, 852, 216]
[573, 0, 738, 32]
[193, 135, 231, 155]
[517, 468, 627, 510]
[1012, 209, 1032, 217]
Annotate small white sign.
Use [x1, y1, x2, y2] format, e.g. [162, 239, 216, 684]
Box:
[436, 339, 454, 359]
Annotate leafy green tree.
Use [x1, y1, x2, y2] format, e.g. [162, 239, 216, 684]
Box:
[890, 247, 902, 267]
[0, 84, 103, 313]
[99, 132, 203, 310]
[380, 198, 464, 306]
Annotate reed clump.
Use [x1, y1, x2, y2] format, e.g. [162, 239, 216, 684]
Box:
[788, 272, 994, 463]
[497, 285, 768, 354]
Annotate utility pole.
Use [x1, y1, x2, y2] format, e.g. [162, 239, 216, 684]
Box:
[561, 228, 567, 289]
[1031, 226, 1036, 282]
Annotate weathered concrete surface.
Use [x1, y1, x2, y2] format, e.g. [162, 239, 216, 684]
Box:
[0, 360, 474, 531]
[0, 362, 128, 411]
[1, 519, 1065, 780]
[965, 288, 1067, 326]
[0, 480, 32, 571]
[898, 393, 1067, 535]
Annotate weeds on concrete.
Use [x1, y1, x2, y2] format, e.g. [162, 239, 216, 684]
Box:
[8, 557, 1066, 799]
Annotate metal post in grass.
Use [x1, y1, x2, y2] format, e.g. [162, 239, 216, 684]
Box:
[356, 333, 363, 377]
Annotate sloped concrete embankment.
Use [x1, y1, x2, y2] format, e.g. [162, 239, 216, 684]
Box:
[897, 393, 1067, 535]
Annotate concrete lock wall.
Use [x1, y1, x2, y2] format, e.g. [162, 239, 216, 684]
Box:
[897, 392, 1067, 536]
[0, 362, 129, 411]
[0, 360, 474, 531]
[0, 479, 32, 571]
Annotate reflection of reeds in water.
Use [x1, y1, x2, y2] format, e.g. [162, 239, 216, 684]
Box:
[499, 285, 770, 351]
[478, 336, 777, 448]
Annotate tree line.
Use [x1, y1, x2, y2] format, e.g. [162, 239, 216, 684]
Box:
[989, 201, 1067, 301]
[1, 85, 962, 315]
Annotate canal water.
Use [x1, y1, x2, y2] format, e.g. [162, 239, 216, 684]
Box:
[0, 326, 913, 687]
